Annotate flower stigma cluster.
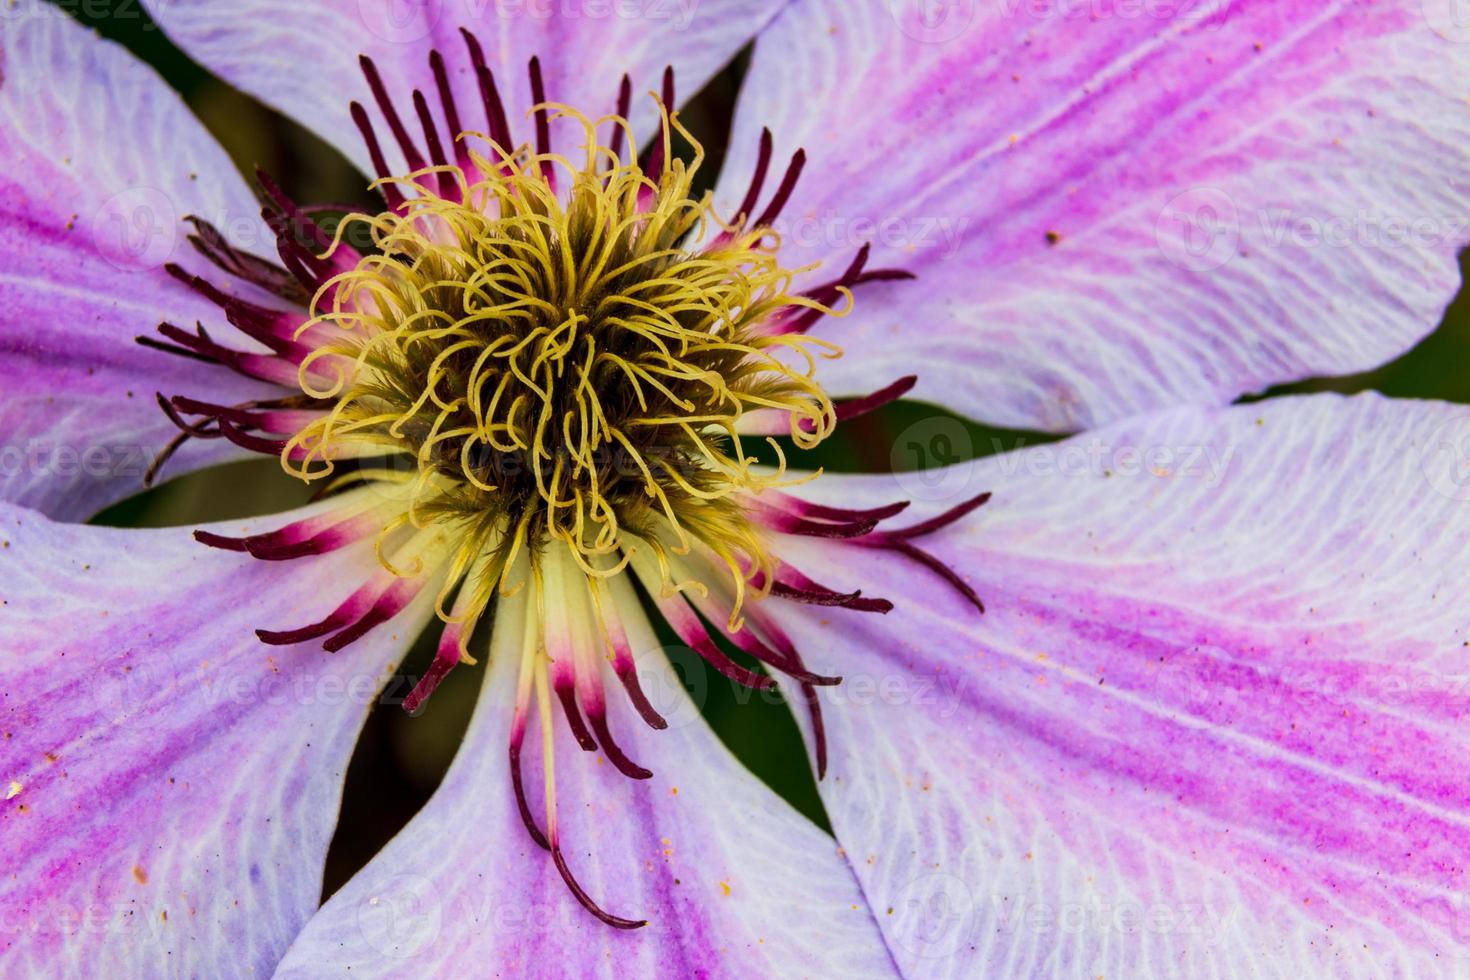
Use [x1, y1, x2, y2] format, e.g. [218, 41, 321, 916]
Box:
[142, 38, 987, 926]
[288, 97, 840, 667]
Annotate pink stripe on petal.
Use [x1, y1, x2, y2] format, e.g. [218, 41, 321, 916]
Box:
[0, 3, 277, 518]
[0, 500, 426, 977]
[271, 601, 892, 976]
[721, 0, 1470, 430]
[770, 393, 1470, 977]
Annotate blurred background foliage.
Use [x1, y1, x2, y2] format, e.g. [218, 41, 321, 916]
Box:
[59, 0, 1470, 896]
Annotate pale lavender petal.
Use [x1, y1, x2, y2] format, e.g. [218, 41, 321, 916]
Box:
[768, 393, 1470, 977]
[1, 1, 274, 519]
[141, 0, 792, 177]
[721, 0, 1470, 429]
[0, 501, 430, 977]
[273, 593, 896, 977]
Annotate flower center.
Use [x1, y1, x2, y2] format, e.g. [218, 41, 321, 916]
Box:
[142, 42, 985, 930]
[285, 106, 839, 615]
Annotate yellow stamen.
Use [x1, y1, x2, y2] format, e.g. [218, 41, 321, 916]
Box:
[276, 98, 849, 637]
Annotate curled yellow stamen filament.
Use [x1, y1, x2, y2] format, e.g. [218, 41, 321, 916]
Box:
[275, 97, 851, 637]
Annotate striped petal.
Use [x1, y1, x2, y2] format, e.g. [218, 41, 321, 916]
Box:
[273, 586, 896, 978]
[766, 393, 1470, 977]
[1, 1, 275, 519]
[141, 0, 792, 177]
[0, 501, 430, 977]
[721, 0, 1470, 429]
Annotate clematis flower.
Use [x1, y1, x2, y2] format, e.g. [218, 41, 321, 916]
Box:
[3, 0, 1470, 975]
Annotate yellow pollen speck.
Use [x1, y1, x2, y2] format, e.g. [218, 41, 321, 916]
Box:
[132, 865, 149, 885]
[720, 881, 731, 897]
[4, 780, 20, 800]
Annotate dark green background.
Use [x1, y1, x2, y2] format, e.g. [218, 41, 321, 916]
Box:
[55, 0, 1470, 896]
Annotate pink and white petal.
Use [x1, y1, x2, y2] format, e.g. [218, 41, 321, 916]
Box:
[273, 610, 896, 978]
[141, 0, 792, 178]
[767, 392, 1470, 977]
[720, 0, 1470, 430]
[1, 0, 277, 520]
[0, 501, 430, 977]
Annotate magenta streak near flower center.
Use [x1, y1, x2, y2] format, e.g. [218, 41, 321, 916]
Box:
[135, 31, 987, 928]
